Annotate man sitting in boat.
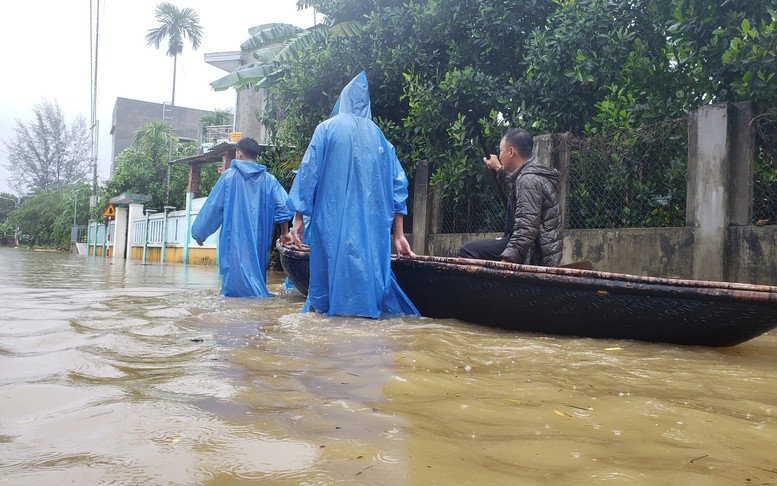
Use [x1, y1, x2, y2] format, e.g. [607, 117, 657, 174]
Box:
[458, 128, 563, 266]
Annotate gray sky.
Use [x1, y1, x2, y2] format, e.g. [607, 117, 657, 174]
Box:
[0, 0, 315, 194]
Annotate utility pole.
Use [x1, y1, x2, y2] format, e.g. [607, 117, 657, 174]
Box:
[89, 0, 101, 209]
[162, 102, 174, 205]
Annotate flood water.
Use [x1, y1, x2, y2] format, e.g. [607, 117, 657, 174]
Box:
[1, 247, 776, 485]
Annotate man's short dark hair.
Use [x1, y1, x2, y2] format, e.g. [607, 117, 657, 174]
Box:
[503, 128, 533, 158]
[235, 137, 261, 159]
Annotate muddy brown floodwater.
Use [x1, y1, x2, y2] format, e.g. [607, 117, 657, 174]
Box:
[1, 247, 776, 485]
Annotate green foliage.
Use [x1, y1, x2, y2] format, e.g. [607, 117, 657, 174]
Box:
[3, 99, 91, 193]
[666, 0, 775, 106]
[132, 120, 173, 163]
[211, 23, 307, 91]
[199, 108, 233, 127]
[568, 120, 688, 229]
[0, 193, 17, 223]
[753, 115, 777, 223]
[258, 0, 777, 231]
[105, 122, 200, 212]
[721, 10, 777, 107]
[5, 183, 91, 248]
[146, 2, 203, 108]
[298, 0, 378, 22]
[258, 146, 297, 190]
[0, 193, 19, 244]
[262, 34, 362, 165]
[145, 2, 203, 57]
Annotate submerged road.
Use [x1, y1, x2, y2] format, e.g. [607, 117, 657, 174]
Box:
[1, 247, 776, 484]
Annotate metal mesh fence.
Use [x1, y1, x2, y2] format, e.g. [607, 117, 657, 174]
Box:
[403, 180, 414, 233]
[437, 175, 506, 234]
[433, 118, 689, 233]
[567, 119, 688, 229]
[423, 109, 777, 234]
[753, 114, 777, 224]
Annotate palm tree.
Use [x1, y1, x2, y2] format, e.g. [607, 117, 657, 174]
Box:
[145, 3, 202, 204]
[145, 2, 203, 109]
[199, 108, 233, 128]
[132, 120, 175, 172]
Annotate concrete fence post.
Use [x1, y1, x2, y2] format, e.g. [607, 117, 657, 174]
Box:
[126, 204, 144, 261]
[183, 192, 194, 264]
[728, 101, 756, 226]
[687, 101, 755, 281]
[412, 161, 431, 255]
[535, 132, 572, 229]
[112, 206, 128, 260]
[555, 133, 572, 230]
[534, 134, 555, 228]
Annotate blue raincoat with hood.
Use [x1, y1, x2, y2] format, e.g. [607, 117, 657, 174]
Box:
[287, 71, 419, 318]
[192, 159, 293, 297]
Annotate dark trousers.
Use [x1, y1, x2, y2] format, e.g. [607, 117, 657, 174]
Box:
[457, 237, 509, 261]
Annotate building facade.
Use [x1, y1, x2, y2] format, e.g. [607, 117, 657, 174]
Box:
[110, 97, 216, 175]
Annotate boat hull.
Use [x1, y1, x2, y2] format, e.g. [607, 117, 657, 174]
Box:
[278, 244, 777, 347]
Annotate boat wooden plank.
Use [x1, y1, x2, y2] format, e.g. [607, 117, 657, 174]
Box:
[277, 243, 777, 347]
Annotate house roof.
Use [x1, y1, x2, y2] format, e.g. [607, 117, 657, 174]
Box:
[109, 192, 152, 206]
[171, 142, 235, 166]
[171, 141, 271, 166]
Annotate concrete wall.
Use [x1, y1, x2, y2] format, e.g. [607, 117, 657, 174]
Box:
[727, 226, 777, 285]
[110, 97, 216, 174]
[413, 101, 776, 286]
[425, 228, 694, 278]
[235, 87, 269, 144]
[561, 228, 694, 278]
[422, 226, 777, 285]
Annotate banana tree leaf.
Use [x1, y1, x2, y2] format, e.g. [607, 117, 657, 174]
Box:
[210, 63, 278, 91]
[213, 21, 364, 91]
[252, 44, 285, 63]
[241, 23, 303, 52]
[329, 20, 364, 38]
[273, 27, 327, 64]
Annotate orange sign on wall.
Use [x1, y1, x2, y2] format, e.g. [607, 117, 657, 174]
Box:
[102, 204, 116, 218]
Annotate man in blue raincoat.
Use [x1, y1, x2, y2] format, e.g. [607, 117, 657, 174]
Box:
[192, 137, 293, 297]
[287, 71, 420, 318]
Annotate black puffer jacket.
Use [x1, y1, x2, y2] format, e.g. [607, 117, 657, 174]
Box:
[499, 157, 563, 266]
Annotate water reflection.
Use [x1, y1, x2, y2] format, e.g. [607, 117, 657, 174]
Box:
[0, 247, 776, 485]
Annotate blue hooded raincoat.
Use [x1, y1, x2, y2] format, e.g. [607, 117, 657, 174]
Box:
[192, 159, 293, 297]
[287, 72, 420, 318]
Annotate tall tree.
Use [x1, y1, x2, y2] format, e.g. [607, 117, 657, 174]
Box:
[199, 108, 233, 128]
[133, 120, 174, 165]
[3, 99, 91, 193]
[0, 193, 18, 231]
[145, 2, 203, 109]
[105, 121, 206, 211]
[5, 183, 91, 248]
[145, 2, 203, 204]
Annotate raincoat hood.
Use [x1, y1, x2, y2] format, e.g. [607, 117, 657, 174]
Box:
[231, 159, 267, 178]
[329, 71, 372, 119]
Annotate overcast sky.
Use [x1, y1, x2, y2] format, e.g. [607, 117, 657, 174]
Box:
[0, 0, 316, 194]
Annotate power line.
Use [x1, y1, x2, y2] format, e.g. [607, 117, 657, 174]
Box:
[90, 0, 102, 203]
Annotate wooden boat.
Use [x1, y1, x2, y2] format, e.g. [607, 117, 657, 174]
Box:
[277, 243, 777, 347]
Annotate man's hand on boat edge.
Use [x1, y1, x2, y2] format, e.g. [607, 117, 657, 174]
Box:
[393, 232, 416, 259]
[277, 238, 310, 251]
[276, 238, 415, 259]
